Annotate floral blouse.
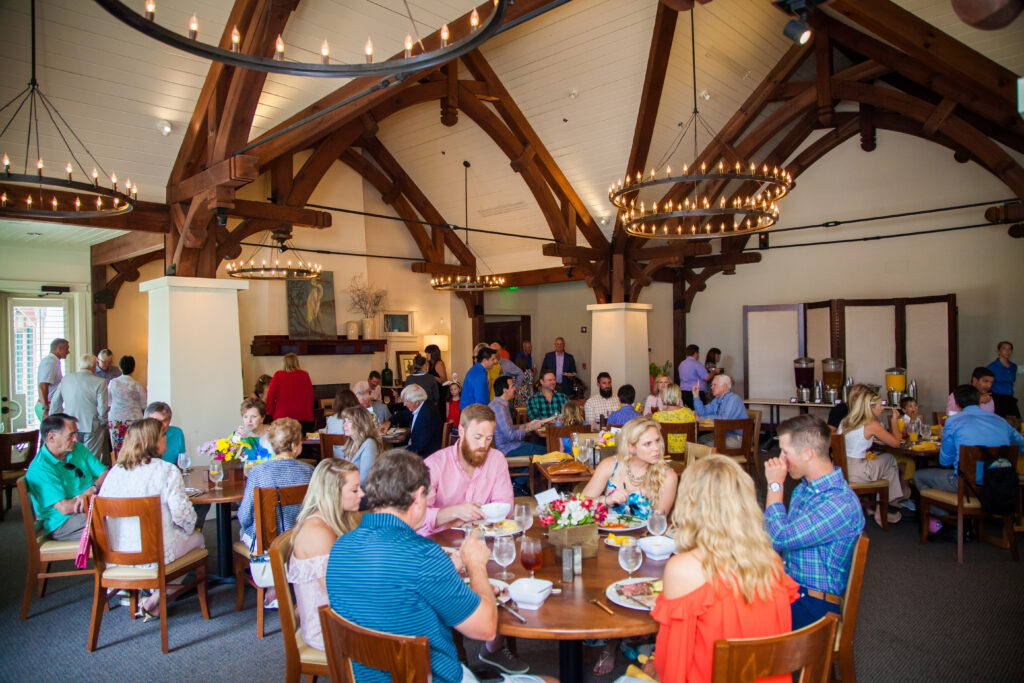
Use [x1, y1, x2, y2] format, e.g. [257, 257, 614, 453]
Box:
[107, 374, 147, 422]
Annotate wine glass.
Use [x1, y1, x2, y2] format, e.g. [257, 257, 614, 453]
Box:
[493, 535, 516, 581]
[177, 451, 191, 474]
[618, 538, 643, 579]
[514, 503, 533, 543]
[647, 510, 667, 537]
[571, 433, 581, 460]
[520, 537, 543, 579]
[208, 460, 224, 490]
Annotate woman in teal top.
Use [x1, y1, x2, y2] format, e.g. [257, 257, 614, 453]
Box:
[987, 341, 1019, 418]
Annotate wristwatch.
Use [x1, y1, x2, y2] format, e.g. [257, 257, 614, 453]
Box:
[768, 481, 784, 493]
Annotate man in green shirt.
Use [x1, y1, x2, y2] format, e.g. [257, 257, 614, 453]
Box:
[24, 413, 107, 541]
[145, 401, 186, 465]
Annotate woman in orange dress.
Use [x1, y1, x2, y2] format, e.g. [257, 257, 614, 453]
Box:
[652, 455, 799, 683]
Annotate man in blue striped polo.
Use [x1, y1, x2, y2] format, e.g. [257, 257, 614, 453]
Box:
[325, 449, 497, 682]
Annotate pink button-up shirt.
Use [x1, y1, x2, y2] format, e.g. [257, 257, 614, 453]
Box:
[419, 440, 514, 536]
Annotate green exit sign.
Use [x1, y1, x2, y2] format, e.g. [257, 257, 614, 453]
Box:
[508, 286, 519, 290]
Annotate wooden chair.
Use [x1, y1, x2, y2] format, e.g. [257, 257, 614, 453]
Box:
[932, 411, 946, 426]
[831, 535, 869, 683]
[441, 421, 456, 448]
[233, 483, 309, 637]
[747, 408, 763, 457]
[381, 388, 396, 409]
[506, 455, 532, 482]
[683, 441, 717, 468]
[544, 424, 590, 453]
[16, 477, 93, 620]
[711, 612, 838, 683]
[657, 422, 697, 460]
[1, 429, 38, 522]
[319, 605, 431, 683]
[713, 418, 755, 472]
[919, 445, 1019, 563]
[320, 432, 347, 460]
[830, 434, 890, 531]
[268, 529, 329, 683]
[87, 495, 210, 653]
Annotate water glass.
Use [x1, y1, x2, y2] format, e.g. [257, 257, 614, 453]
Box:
[177, 452, 191, 474]
[647, 510, 667, 537]
[208, 460, 224, 490]
[514, 503, 534, 539]
[618, 538, 642, 578]
[493, 535, 516, 581]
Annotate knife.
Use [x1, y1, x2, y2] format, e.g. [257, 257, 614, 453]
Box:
[498, 601, 526, 623]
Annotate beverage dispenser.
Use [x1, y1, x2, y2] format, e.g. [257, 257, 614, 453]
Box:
[885, 367, 906, 406]
[822, 358, 845, 403]
[794, 357, 815, 402]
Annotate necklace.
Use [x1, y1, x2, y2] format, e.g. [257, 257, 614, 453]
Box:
[625, 463, 647, 487]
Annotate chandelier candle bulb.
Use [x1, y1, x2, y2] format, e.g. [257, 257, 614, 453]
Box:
[441, 24, 449, 47]
[51, 197, 57, 210]
[274, 34, 284, 60]
[92, 168, 98, 185]
[96, 197, 101, 209]
[1, 193, 6, 207]
[404, 35, 413, 58]
[230, 26, 240, 52]
[26, 196, 32, 208]
[2, 154, 8, 172]
[364, 37, 373, 63]
[111, 173, 117, 192]
[75, 197, 80, 210]
[65, 162, 72, 181]
[471, 8, 480, 30]
[144, 1, 155, 20]
[320, 39, 329, 64]
[37, 159, 43, 177]
[188, 14, 198, 40]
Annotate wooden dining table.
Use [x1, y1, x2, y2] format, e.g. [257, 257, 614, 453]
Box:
[185, 466, 245, 578]
[433, 525, 661, 682]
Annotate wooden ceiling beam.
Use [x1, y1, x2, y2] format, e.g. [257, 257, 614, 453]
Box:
[624, 242, 712, 260]
[410, 262, 476, 276]
[491, 266, 587, 288]
[827, 0, 1017, 105]
[541, 243, 603, 260]
[91, 231, 164, 266]
[227, 199, 331, 228]
[811, 16, 833, 126]
[167, 155, 259, 205]
[648, 252, 762, 282]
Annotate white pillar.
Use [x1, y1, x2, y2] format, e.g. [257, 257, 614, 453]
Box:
[586, 303, 653, 402]
[141, 276, 249, 465]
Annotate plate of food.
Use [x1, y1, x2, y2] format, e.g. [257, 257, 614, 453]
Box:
[464, 577, 511, 603]
[462, 519, 519, 537]
[606, 577, 663, 611]
[604, 533, 635, 548]
[599, 513, 645, 532]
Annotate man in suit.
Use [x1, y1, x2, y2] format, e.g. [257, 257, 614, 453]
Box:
[540, 337, 577, 397]
[51, 353, 109, 464]
[395, 383, 443, 457]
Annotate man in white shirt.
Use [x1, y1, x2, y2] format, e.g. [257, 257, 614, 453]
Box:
[36, 338, 70, 421]
[584, 372, 620, 426]
[51, 354, 110, 463]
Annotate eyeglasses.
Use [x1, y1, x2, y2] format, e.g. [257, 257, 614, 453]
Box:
[62, 462, 85, 478]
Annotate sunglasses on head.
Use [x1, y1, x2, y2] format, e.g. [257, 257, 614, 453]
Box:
[62, 462, 85, 478]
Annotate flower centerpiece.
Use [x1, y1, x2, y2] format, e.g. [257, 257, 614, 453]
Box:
[198, 434, 265, 463]
[538, 495, 607, 558]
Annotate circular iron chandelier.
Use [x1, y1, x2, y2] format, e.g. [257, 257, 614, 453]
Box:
[225, 233, 322, 281]
[430, 274, 505, 291]
[607, 8, 793, 240]
[92, 0, 508, 78]
[1, 0, 134, 221]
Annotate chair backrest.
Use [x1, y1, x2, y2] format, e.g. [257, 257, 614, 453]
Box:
[1, 430, 39, 472]
[683, 441, 716, 468]
[829, 433, 851, 480]
[837, 536, 869, 657]
[320, 432, 348, 460]
[90, 495, 165, 571]
[381, 388, 396, 408]
[441, 421, 455, 448]
[254, 484, 310, 554]
[957, 445, 1020, 497]
[657, 422, 697, 457]
[714, 418, 754, 460]
[545, 424, 590, 453]
[711, 612, 838, 683]
[932, 411, 946, 426]
[746, 409, 762, 457]
[17, 477, 43, 554]
[319, 605, 431, 683]
[268, 529, 301, 665]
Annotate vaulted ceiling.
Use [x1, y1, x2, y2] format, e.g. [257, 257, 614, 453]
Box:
[1, 0, 1022, 299]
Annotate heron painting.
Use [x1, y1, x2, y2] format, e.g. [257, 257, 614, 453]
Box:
[287, 271, 337, 339]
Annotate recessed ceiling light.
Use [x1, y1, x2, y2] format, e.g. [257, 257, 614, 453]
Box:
[157, 119, 172, 136]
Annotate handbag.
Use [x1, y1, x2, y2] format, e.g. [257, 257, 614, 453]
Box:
[74, 496, 95, 569]
[248, 487, 284, 588]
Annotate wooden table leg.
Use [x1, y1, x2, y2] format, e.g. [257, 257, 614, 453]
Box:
[215, 502, 233, 578]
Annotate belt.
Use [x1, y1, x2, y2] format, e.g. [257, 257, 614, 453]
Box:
[804, 588, 843, 605]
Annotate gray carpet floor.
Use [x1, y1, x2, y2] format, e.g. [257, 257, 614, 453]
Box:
[2, 469, 1023, 682]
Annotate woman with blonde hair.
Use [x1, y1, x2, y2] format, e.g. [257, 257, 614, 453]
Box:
[643, 374, 671, 415]
[338, 405, 384, 483]
[652, 383, 697, 454]
[98, 418, 205, 619]
[839, 387, 909, 526]
[264, 353, 315, 432]
[652, 455, 798, 683]
[286, 458, 363, 650]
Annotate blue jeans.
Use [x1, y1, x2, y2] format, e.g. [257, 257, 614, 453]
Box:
[791, 588, 841, 630]
[506, 442, 547, 457]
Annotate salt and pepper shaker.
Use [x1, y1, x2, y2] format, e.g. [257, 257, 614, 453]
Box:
[572, 546, 583, 575]
[562, 548, 574, 583]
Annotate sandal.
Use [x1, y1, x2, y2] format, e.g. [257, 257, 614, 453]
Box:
[593, 642, 616, 676]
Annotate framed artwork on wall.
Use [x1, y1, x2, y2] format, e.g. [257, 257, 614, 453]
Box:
[286, 272, 336, 340]
[384, 311, 414, 337]
[395, 350, 419, 383]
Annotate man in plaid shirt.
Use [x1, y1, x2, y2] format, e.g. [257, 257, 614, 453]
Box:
[527, 369, 568, 421]
[764, 414, 864, 630]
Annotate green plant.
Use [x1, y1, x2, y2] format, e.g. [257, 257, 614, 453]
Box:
[650, 360, 672, 378]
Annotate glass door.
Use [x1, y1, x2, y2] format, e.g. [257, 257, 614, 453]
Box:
[3, 297, 69, 432]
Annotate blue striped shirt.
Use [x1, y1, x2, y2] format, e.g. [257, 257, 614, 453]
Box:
[326, 513, 480, 683]
[237, 458, 313, 544]
[764, 467, 864, 595]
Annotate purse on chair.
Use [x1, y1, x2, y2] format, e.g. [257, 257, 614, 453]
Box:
[74, 496, 94, 569]
[248, 488, 284, 588]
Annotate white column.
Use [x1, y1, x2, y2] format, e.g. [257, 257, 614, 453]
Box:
[586, 303, 653, 402]
[141, 276, 249, 465]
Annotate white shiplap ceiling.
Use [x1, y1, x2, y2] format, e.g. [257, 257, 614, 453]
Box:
[0, 0, 1021, 255]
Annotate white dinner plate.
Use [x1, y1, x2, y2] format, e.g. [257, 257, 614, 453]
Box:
[605, 577, 661, 612]
[462, 520, 519, 537]
[599, 515, 646, 532]
[464, 577, 511, 603]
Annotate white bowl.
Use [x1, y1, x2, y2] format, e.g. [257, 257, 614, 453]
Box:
[638, 535, 676, 561]
[480, 502, 511, 524]
[508, 578, 553, 610]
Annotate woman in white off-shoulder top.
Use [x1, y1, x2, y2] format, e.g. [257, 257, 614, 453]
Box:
[286, 458, 363, 650]
[98, 418, 204, 618]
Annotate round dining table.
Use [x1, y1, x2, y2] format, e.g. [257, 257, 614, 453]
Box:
[433, 525, 663, 682]
[185, 466, 245, 578]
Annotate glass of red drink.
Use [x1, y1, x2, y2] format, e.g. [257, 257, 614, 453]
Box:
[520, 537, 543, 579]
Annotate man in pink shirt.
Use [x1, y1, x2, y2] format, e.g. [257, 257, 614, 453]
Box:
[418, 403, 524, 674]
[946, 367, 996, 415]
